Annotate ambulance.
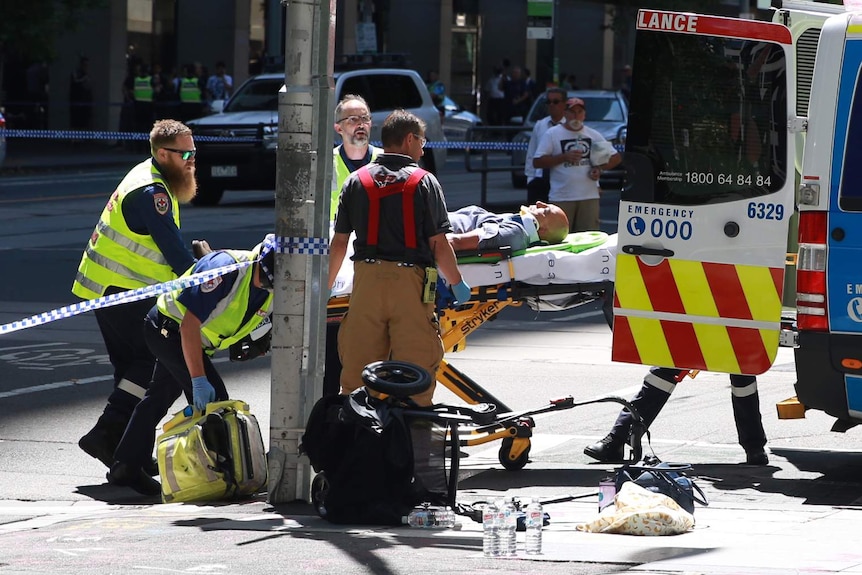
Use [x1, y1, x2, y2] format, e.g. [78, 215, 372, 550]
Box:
[612, 1, 862, 430]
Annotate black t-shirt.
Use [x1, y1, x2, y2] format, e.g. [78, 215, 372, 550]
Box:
[334, 154, 452, 266]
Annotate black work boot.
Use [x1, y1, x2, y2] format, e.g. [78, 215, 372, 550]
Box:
[143, 457, 159, 477]
[107, 462, 161, 497]
[584, 434, 626, 463]
[745, 449, 769, 466]
[78, 421, 126, 468]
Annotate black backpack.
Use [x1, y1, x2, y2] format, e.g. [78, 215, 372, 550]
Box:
[301, 390, 451, 525]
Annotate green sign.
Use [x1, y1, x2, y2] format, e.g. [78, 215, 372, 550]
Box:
[527, 0, 553, 40]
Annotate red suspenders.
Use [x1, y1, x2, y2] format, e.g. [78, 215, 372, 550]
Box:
[357, 166, 428, 250]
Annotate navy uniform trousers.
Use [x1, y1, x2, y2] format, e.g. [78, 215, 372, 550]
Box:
[611, 366, 767, 455]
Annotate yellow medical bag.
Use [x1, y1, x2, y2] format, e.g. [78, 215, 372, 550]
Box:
[156, 399, 268, 503]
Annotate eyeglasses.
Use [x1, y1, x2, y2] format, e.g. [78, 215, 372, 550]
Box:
[413, 133, 427, 148]
[338, 115, 372, 125]
[163, 147, 196, 161]
[547, 99, 564, 105]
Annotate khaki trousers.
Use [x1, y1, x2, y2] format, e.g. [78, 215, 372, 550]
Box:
[338, 260, 443, 406]
[555, 198, 600, 232]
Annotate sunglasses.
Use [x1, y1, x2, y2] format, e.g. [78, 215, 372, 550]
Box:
[547, 99, 565, 104]
[163, 147, 196, 161]
[412, 133, 427, 148]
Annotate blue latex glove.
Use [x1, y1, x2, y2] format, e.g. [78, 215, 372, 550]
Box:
[452, 279, 471, 305]
[191, 376, 216, 412]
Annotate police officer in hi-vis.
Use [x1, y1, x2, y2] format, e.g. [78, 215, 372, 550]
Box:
[108, 236, 275, 496]
[73, 119, 204, 475]
[328, 109, 471, 406]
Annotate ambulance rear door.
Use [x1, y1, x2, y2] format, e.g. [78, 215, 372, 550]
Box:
[611, 10, 795, 375]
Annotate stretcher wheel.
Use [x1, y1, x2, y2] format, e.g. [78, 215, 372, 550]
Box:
[361, 360, 431, 397]
[499, 437, 531, 471]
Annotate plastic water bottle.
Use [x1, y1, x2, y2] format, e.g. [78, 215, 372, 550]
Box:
[406, 505, 456, 528]
[524, 498, 543, 555]
[482, 501, 500, 557]
[501, 498, 517, 557]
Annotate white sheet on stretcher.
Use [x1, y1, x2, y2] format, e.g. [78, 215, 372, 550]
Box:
[331, 234, 618, 298]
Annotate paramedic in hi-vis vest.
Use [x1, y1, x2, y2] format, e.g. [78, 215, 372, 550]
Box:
[324, 95, 383, 396]
[108, 236, 275, 496]
[328, 110, 471, 406]
[73, 119, 207, 475]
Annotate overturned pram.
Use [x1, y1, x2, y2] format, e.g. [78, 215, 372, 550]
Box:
[327, 232, 634, 470]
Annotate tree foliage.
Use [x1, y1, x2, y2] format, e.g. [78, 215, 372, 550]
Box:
[0, 0, 108, 62]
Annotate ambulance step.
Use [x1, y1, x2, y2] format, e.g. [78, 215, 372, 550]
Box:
[776, 396, 806, 419]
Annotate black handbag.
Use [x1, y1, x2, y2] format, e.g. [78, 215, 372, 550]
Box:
[615, 462, 709, 514]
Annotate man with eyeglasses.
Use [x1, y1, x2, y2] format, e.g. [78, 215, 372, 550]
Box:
[328, 110, 470, 406]
[73, 119, 205, 476]
[324, 95, 384, 396]
[524, 87, 568, 205]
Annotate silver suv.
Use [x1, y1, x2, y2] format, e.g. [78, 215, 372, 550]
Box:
[187, 69, 447, 205]
[511, 90, 628, 188]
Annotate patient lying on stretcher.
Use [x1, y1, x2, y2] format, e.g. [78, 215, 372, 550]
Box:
[447, 201, 569, 253]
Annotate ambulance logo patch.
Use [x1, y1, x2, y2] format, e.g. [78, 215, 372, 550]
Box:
[373, 174, 398, 187]
[153, 193, 170, 215]
[201, 277, 222, 293]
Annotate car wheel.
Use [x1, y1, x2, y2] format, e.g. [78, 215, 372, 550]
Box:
[191, 185, 225, 207]
[511, 172, 527, 189]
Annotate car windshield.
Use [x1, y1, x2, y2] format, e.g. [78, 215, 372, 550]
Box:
[223, 78, 282, 113]
[528, 95, 625, 124]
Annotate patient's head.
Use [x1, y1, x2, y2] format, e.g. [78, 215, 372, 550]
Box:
[525, 201, 569, 244]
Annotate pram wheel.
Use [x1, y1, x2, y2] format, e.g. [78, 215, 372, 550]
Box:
[362, 360, 431, 397]
[499, 437, 531, 471]
[311, 472, 329, 517]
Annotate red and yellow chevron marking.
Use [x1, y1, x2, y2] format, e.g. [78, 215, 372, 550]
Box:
[612, 253, 784, 375]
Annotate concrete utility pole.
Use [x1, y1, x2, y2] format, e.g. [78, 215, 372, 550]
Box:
[267, 0, 336, 504]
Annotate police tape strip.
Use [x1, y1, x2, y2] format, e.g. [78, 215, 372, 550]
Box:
[0, 260, 252, 336]
[1, 129, 529, 151]
[0, 234, 329, 335]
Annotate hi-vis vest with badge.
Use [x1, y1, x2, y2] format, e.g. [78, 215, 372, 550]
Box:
[179, 77, 201, 103]
[157, 249, 273, 352]
[330, 145, 383, 221]
[72, 160, 180, 300]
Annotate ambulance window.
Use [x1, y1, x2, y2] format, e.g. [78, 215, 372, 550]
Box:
[624, 32, 787, 206]
[838, 74, 862, 212]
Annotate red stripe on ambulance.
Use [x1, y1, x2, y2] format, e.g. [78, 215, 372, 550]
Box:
[637, 258, 685, 314]
[661, 320, 707, 369]
[610, 316, 642, 365]
[727, 326, 772, 374]
[636, 10, 791, 44]
[703, 262, 753, 321]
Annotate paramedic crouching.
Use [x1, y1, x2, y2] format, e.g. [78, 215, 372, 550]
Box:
[328, 109, 470, 407]
[107, 236, 275, 496]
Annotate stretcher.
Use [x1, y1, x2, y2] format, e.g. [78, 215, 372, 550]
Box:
[327, 232, 623, 470]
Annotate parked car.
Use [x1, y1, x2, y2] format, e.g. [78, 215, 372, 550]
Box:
[187, 69, 447, 206]
[510, 90, 628, 189]
[439, 95, 482, 142]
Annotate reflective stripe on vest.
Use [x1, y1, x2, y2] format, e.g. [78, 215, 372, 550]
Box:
[158, 249, 273, 352]
[134, 76, 153, 102]
[179, 77, 201, 103]
[357, 166, 427, 252]
[330, 145, 382, 221]
[72, 160, 180, 300]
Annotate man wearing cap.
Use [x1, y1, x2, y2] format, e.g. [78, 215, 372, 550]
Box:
[533, 97, 621, 232]
[107, 236, 275, 496]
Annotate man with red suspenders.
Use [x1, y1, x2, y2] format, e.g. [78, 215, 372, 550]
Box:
[328, 109, 470, 406]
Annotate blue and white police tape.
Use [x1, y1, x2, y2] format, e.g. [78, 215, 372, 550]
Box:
[1, 129, 530, 151]
[0, 259, 252, 335]
[0, 234, 330, 335]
